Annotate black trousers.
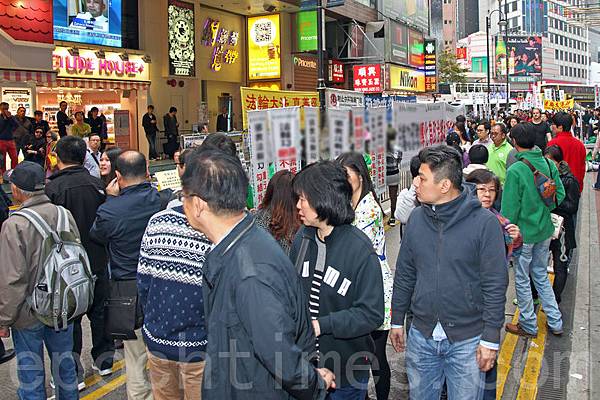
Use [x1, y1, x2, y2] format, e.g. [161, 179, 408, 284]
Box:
[146, 133, 158, 159]
[371, 330, 391, 400]
[550, 239, 569, 304]
[73, 273, 115, 374]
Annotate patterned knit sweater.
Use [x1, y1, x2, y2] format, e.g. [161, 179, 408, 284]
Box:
[137, 206, 211, 362]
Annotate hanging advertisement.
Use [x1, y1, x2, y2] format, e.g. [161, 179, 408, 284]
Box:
[543, 99, 575, 111]
[326, 88, 365, 109]
[53, 0, 122, 47]
[424, 39, 437, 92]
[297, 11, 318, 52]
[353, 64, 384, 93]
[248, 14, 281, 80]
[495, 36, 507, 77]
[248, 110, 271, 206]
[507, 36, 542, 83]
[328, 109, 350, 159]
[168, 0, 196, 77]
[352, 107, 366, 153]
[269, 107, 302, 173]
[388, 21, 409, 65]
[408, 29, 424, 68]
[383, 0, 429, 34]
[328, 60, 345, 83]
[392, 102, 465, 168]
[2, 88, 33, 116]
[241, 87, 318, 128]
[304, 107, 320, 164]
[387, 65, 425, 92]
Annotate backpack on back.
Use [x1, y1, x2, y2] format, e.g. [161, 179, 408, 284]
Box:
[13, 206, 96, 331]
[520, 158, 557, 208]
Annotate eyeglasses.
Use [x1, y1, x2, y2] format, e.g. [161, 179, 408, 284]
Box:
[476, 187, 497, 195]
[177, 192, 201, 202]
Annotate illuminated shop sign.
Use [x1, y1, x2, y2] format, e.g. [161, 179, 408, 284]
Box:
[168, 0, 196, 77]
[200, 18, 240, 72]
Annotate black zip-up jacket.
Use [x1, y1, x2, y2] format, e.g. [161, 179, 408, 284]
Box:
[46, 166, 108, 275]
[553, 163, 580, 250]
[392, 188, 508, 345]
[289, 224, 384, 388]
[202, 214, 327, 400]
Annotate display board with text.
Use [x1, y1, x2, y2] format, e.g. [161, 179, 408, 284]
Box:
[248, 14, 281, 80]
[507, 36, 542, 83]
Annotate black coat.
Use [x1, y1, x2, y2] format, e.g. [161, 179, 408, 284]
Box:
[553, 168, 580, 250]
[46, 166, 108, 275]
[23, 134, 46, 166]
[202, 214, 327, 400]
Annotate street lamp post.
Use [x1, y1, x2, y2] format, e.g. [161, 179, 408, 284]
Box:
[486, 9, 507, 117]
[316, 0, 326, 119]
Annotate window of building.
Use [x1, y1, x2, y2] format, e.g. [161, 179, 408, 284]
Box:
[471, 57, 488, 73]
[561, 66, 564, 75]
[512, 1, 517, 11]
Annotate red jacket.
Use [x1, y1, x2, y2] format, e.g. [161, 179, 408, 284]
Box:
[548, 132, 586, 192]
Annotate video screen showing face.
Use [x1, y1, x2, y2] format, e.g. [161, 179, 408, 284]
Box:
[54, 0, 122, 47]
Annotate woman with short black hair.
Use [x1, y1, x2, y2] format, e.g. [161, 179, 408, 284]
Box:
[290, 161, 384, 399]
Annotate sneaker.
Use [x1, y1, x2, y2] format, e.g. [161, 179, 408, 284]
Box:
[593, 186, 600, 191]
[50, 376, 86, 391]
[547, 324, 564, 336]
[92, 363, 113, 377]
[505, 323, 538, 338]
[388, 218, 397, 227]
[0, 349, 15, 365]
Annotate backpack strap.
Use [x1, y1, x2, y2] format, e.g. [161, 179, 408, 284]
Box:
[294, 236, 310, 275]
[520, 158, 538, 174]
[13, 208, 60, 244]
[56, 206, 70, 233]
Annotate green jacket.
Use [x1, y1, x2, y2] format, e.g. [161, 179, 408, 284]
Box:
[501, 149, 565, 244]
[486, 140, 513, 185]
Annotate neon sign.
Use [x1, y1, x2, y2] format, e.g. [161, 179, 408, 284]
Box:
[200, 18, 240, 72]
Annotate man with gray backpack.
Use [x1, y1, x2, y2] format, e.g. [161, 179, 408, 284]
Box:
[0, 161, 95, 399]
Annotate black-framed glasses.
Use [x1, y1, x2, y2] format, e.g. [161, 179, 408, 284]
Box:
[177, 192, 201, 202]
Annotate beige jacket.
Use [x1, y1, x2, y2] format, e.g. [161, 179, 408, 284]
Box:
[0, 193, 80, 329]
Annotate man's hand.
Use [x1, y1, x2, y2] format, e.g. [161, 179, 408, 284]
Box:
[390, 327, 405, 353]
[0, 327, 10, 338]
[316, 368, 336, 391]
[506, 224, 520, 241]
[476, 345, 497, 372]
[312, 320, 321, 337]
[106, 177, 120, 197]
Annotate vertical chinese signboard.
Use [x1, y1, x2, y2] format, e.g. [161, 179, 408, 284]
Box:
[424, 39, 437, 92]
[353, 64, 383, 93]
[248, 14, 281, 80]
[328, 60, 345, 83]
[304, 107, 320, 163]
[328, 109, 350, 159]
[368, 107, 387, 195]
[168, 0, 195, 76]
[269, 107, 301, 174]
[199, 18, 240, 72]
[247, 110, 271, 206]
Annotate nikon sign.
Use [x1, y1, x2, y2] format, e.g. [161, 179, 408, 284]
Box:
[387, 64, 425, 92]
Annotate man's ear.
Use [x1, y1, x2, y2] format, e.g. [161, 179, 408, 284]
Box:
[440, 178, 452, 195]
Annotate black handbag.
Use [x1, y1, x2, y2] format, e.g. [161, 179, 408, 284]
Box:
[104, 279, 143, 340]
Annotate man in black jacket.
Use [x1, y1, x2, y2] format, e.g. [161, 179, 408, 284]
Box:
[142, 105, 158, 160]
[181, 149, 334, 400]
[56, 101, 72, 138]
[45, 136, 114, 385]
[163, 106, 179, 159]
[390, 145, 508, 399]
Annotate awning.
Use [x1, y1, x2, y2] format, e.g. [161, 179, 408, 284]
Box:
[55, 78, 150, 90]
[0, 69, 56, 85]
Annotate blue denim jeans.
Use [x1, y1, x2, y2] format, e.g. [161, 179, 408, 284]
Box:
[405, 327, 485, 400]
[12, 322, 78, 400]
[326, 376, 369, 400]
[515, 239, 563, 334]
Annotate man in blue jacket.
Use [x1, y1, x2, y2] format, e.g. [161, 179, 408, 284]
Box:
[181, 149, 335, 399]
[390, 145, 508, 399]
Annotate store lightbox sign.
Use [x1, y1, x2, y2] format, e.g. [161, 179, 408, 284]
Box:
[353, 64, 383, 93]
[387, 65, 425, 92]
[200, 18, 240, 72]
[168, 0, 196, 77]
[248, 14, 281, 80]
[297, 11, 318, 52]
[52, 47, 150, 82]
[424, 39, 437, 92]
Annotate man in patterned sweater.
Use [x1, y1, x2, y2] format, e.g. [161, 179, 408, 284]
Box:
[137, 194, 212, 399]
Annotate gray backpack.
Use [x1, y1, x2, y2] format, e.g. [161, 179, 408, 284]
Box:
[14, 206, 96, 331]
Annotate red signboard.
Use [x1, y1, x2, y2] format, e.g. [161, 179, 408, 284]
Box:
[328, 60, 345, 83]
[456, 47, 467, 60]
[353, 64, 383, 93]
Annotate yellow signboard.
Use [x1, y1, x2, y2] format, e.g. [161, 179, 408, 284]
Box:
[248, 14, 281, 80]
[388, 64, 425, 92]
[543, 98, 574, 111]
[241, 87, 319, 128]
[53, 47, 150, 82]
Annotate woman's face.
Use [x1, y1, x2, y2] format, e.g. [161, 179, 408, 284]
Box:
[34, 129, 43, 139]
[75, 113, 83, 123]
[510, 118, 518, 127]
[99, 153, 111, 176]
[296, 193, 320, 228]
[475, 182, 497, 209]
[344, 167, 362, 196]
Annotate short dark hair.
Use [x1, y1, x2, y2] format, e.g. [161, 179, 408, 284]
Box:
[198, 133, 237, 157]
[469, 144, 489, 164]
[494, 122, 509, 135]
[181, 149, 248, 215]
[511, 123, 536, 149]
[90, 107, 99, 113]
[115, 151, 147, 180]
[552, 111, 573, 132]
[292, 161, 354, 226]
[148, 105, 154, 110]
[88, 132, 101, 140]
[478, 120, 491, 131]
[544, 144, 564, 162]
[419, 145, 463, 190]
[465, 169, 500, 194]
[59, 101, 67, 107]
[34, 110, 42, 116]
[409, 155, 421, 178]
[456, 115, 466, 123]
[74, 111, 84, 118]
[169, 106, 177, 113]
[56, 136, 87, 165]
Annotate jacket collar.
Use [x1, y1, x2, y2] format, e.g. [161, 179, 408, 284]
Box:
[204, 213, 254, 288]
[515, 148, 543, 160]
[555, 131, 573, 139]
[48, 165, 88, 180]
[301, 224, 351, 244]
[20, 193, 51, 209]
[421, 187, 480, 228]
[120, 182, 152, 196]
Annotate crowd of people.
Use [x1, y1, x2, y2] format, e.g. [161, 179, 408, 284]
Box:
[0, 104, 589, 400]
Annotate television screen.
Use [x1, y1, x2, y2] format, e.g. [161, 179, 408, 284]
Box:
[54, 0, 122, 47]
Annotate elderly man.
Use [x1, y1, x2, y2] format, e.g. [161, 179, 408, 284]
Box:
[487, 123, 514, 185]
[181, 149, 334, 399]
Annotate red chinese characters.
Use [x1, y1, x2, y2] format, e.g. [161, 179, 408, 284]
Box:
[353, 64, 383, 93]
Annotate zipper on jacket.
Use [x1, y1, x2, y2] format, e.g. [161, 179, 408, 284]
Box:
[433, 209, 442, 328]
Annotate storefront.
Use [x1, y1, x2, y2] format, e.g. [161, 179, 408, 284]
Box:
[41, 46, 151, 149]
